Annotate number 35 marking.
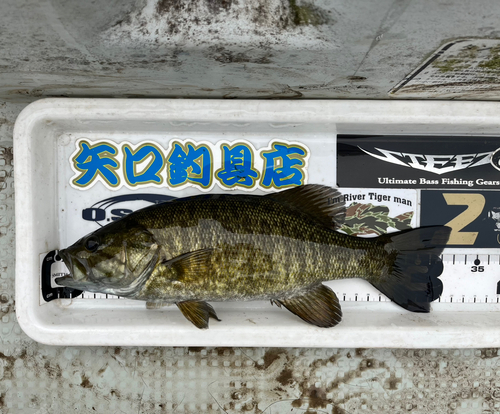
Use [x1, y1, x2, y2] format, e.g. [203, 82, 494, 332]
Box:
[443, 193, 486, 245]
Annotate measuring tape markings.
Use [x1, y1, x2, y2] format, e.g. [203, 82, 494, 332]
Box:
[439, 253, 500, 303]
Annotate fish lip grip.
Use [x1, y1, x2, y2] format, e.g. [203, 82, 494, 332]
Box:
[41, 250, 83, 302]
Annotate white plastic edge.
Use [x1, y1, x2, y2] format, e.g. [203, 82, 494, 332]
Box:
[13, 98, 500, 347]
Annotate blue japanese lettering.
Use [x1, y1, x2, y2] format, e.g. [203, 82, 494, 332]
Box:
[167, 142, 213, 188]
[261, 143, 307, 188]
[72, 141, 120, 187]
[123, 144, 164, 186]
[216, 143, 259, 188]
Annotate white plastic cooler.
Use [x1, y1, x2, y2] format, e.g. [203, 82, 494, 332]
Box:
[13, 98, 500, 347]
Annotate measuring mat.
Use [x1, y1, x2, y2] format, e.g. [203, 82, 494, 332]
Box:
[14, 99, 500, 347]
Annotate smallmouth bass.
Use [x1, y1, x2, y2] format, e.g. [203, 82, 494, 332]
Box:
[56, 185, 450, 329]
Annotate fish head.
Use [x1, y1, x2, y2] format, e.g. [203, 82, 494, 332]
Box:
[55, 220, 160, 295]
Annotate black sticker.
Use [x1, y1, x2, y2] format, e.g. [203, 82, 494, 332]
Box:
[337, 135, 500, 189]
[420, 190, 500, 248]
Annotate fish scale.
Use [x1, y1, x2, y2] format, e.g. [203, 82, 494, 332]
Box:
[133, 195, 380, 303]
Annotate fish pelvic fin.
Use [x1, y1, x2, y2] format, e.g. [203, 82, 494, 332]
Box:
[265, 184, 345, 230]
[371, 226, 451, 312]
[273, 284, 342, 328]
[177, 301, 221, 329]
[146, 301, 169, 310]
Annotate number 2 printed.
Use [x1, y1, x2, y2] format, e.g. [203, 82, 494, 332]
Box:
[443, 193, 485, 245]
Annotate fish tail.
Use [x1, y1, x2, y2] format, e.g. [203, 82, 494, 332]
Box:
[370, 226, 451, 312]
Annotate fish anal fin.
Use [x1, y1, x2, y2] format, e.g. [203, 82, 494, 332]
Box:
[266, 184, 345, 229]
[177, 301, 221, 329]
[275, 284, 342, 328]
[162, 249, 213, 282]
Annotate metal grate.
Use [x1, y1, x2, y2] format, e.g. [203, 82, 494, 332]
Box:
[391, 39, 500, 98]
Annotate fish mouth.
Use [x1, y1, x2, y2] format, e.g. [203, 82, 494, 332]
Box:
[54, 250, 92, 289]
[54, 245, 160, 296]
[54, 273, 94, 291]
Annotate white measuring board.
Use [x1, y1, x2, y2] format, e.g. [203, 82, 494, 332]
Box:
[15, 99, 500, 347]
[439, 253, 500, 304]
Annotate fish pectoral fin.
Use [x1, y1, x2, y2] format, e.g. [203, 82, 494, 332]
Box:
[162, 249, 214, 282]
[275, 284, 342, 328]
[265, 184, 345, 229]
[176, 300, 221, 329]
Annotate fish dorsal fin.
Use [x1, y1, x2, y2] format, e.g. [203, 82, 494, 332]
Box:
[266, 184, 345, 229]
[272, 283, 342, 327]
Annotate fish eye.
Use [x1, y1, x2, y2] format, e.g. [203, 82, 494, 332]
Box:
[84, 236, 100, 253]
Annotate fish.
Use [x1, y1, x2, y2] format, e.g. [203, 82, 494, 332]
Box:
[55, 185, 451, 329]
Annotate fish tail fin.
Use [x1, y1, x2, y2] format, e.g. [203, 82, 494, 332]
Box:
[370, 226, 451, 312]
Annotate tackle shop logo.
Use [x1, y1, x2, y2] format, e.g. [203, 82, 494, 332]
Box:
[69, 139, 309, 192]
[82, 194, 176, 226]
[358, 146, 493, 175]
